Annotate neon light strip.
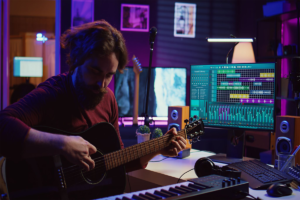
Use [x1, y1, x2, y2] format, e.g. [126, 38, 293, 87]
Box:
[207, 38, 253, 42]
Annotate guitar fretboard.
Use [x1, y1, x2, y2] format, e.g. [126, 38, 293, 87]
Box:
[104, 129, 186, 170]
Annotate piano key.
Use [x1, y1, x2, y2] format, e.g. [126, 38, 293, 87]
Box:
[161, 189, 178, 196]
[180, 185, 198, 192]
[122, 197, 132, 200]
[145, 192, 162, 199]
[193, 182, 211, 189]
[190, 183, 207, 189]
[139, 193, 156, 200]
[169, 187, 187, 194]
[132, 194, 148, 200]
[176, 186, 193, 193]
[154, 190, 171, 198]
[116, 198, 122, 200]
[188, 183, 205, 190]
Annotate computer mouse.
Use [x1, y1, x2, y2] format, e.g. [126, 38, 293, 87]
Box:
[267, 183, 293, 197]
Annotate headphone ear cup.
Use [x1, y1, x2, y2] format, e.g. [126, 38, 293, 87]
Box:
[194, 158, 215, 177]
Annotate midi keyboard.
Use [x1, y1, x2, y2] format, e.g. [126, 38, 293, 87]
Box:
[97, 175, 249, 200]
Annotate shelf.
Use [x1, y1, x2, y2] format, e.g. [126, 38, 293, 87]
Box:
[257, 9, 299, 22]
[276, 96, 299, 101]
[257, 55, 300, 60]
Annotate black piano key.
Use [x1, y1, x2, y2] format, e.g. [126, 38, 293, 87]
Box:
[132, 194, 148, 200]
[180, 185, 198, 192]
[161, 189, 178, 196]
[193, 182, 211, 188]
[176, 186, 193, 193]
[122, 197, 132, 200]
[190, 183, 207, 189]
[116, 198, 122, 200]
[145, 192, 162, 199]
[154, 190, 171, 198]
[169, 187, 187, 194]
[188, 183, 205, 190]
[139, 193, 156, 200]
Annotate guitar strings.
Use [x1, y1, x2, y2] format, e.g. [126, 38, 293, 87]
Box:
[62, 127, 191, 183]
[63, 129, 187, 174]
[63, 133, 174, 184]
[62, 132, 173, 175]
[63, 135, 170, 185]
[61, 126, 199, 185]
[63, 133, 170, 178]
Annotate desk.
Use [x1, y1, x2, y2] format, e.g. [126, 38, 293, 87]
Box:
[143, 149, 300, 200]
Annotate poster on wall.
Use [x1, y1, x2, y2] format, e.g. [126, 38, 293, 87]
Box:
[71, 0, 94, 27]
[121, 4, 149, 32]
[174, 2, 196, 38]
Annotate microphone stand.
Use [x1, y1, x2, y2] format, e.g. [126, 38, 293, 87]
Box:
[144, 28, 156, 126]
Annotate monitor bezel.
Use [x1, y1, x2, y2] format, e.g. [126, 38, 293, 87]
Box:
[190, 62, 277, 132]
[114, 66, 188, 118]
[13, 56, 43, 78]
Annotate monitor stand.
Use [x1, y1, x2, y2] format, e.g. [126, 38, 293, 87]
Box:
[208, 129, 247, 164]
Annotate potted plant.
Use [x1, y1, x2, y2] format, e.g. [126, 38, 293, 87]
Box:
[136, 125, 151, 143]
[153, 128, 163, 139]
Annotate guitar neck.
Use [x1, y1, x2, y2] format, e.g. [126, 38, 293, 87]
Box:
[133, 74, 140, 125]
[104, 129, 186, 171]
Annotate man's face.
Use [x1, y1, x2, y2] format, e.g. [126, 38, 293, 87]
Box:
[74, 52, 118, 110]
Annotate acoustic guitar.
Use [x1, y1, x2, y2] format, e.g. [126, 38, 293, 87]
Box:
[3, 120, 204, 200]
[132, 55, 142, 126]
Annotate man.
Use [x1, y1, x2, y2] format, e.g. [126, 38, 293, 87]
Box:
[0, 20, 186, 179]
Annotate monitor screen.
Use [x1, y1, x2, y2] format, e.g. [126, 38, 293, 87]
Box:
[190, 63, 276, 131]
[115, 67, 187, 117]
[13, 57, 43, 77]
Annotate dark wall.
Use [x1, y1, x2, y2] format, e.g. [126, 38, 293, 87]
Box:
[60, 0, 247, 102]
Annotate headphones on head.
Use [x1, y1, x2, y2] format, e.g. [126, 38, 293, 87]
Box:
[194, 157, 241, 179]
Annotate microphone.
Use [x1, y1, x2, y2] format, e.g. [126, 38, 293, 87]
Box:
[149, 27, 157, 45]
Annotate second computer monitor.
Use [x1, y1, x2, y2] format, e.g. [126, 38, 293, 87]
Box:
[190, 63, 276, 131]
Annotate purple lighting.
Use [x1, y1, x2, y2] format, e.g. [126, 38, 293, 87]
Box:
[279, 17, 300, 115]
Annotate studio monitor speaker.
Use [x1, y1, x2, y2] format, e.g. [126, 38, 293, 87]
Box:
[275, 115, 300, 165]
[168, 106, 191, 149]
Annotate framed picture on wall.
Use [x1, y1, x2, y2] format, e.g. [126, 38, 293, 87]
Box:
[121, 4, 149, 32]
[71, 0, 94, 27]
[174, 2, 196, 38]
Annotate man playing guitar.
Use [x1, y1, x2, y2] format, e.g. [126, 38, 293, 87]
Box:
[0, 20, 186, 198]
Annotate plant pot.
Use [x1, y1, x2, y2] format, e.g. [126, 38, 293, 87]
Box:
[136, 131, 151, 143]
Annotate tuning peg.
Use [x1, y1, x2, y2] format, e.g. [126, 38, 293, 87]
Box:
[187, 134, 194, 139]
[184, 119, 189, 125]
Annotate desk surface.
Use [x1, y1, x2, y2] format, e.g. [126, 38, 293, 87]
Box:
[145, 149, 300, 200]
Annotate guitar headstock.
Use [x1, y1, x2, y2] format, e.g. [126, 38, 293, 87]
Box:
[184, 117, 205, 144]
[132, 55, 142, 75]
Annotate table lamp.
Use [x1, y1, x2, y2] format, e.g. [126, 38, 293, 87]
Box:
[207, 37, 255, 64]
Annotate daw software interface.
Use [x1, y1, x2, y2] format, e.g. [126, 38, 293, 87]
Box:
[190, 63, 275, 130]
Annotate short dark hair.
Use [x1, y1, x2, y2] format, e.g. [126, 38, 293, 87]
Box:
[61, 20, 128, 74]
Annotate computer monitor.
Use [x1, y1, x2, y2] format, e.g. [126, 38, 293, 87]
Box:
[13, 57, 43, 77]
[190, 63, 276, 163]
[115, 67, 187, 117]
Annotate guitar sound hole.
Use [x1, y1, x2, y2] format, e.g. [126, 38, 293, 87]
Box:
[81, 151, 106, 185]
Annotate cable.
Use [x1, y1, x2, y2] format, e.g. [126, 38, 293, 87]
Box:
[177, 168, 194, 183]
[238, 191, 262, 200]
[149, 157, 169, 162]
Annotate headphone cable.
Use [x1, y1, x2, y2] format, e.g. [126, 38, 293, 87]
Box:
[177, 168, 194, 183]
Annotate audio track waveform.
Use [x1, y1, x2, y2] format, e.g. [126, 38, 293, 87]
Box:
[208, 104, 274, 129]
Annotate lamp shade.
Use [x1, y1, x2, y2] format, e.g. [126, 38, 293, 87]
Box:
[232, 42, 255, 63]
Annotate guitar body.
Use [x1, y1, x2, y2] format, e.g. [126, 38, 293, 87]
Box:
[5, 123, 126, 200]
